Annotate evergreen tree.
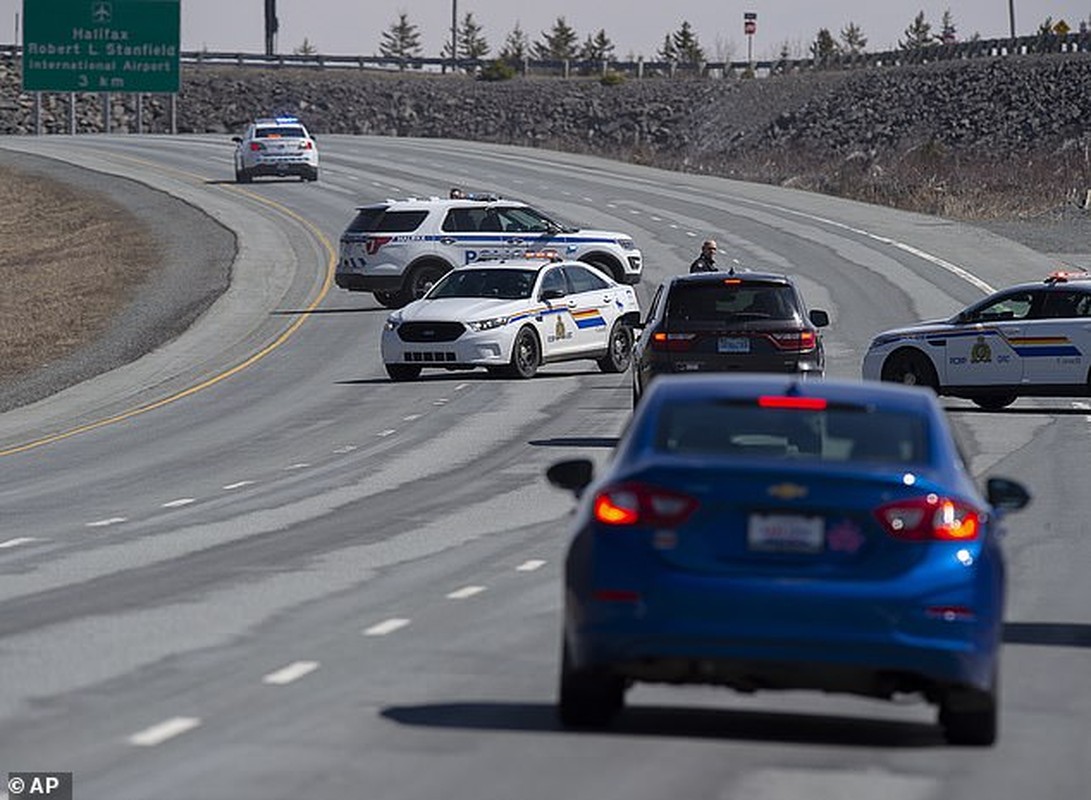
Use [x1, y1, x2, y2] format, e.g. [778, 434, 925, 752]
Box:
[657, 32, 678, 64]
[442, 12, 489, 61]
[532, 16, 579, 60]
[840, 22, 867, 54]
[499, 22, 529, 62]
[671, 21, 705, 65]
[939, 9, 957, 43]
[811, 28, 840, 61]
[579, 29, 615, 62]
[293, 37, 317, 56]
[379, 12, 422, 66]
[900, 11, 934, 49]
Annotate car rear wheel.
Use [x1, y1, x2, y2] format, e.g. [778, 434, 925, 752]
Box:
[385, 363, 422, 382]
[502, 327, 540, 379]
[374, 291, 406, 309]
[557, 641, 625, 729]
[881, 349, 938, 392]
[972, 393, 1017, 411]
[235, 168, 251, 184]
[405, 263, 449, 302]
[939, 679, 998, 746]
[597, 322, 633, 373]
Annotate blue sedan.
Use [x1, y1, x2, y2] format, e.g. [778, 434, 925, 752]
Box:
[547, 375, 1030, 745]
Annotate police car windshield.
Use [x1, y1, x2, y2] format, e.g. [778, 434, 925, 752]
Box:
[429, 268, 535, 300]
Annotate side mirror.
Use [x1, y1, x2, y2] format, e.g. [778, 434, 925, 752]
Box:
[231, 136, 243, 143]
[546, 459, 594, 496]
[541, 288, 566, 302]
[986, 477, 1030, 512]
[809, 309, 830, 328]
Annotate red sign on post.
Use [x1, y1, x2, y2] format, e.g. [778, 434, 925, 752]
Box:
[744, 12, 757, 35]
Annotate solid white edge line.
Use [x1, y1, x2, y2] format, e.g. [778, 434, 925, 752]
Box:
[364, 618, 411, 636]
[446, 585, 486, 599]
[262, 660, 320, 685]
[128, 716, 201, 747]
[516, 559, 546, 572]
[0, 537, 38, 549]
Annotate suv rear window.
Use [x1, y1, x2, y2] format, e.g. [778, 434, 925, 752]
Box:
[256, 126, 306, 138]
[667, 282, 798, 322]
[346, 208, 429, 234]
[655, 401, 930, 464]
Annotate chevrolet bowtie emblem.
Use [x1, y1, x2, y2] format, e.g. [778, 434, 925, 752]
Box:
[767, 482, 808, 500]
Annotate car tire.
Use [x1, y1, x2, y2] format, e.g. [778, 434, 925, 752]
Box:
[583, 257, 622, 284]
[597, 322, 633, 373]
[880, 349, 939, 392]
[304, 168, 319, 182]
[939, 679, 998, 746]
[972, 393, 1017, 411]
[374, 291, 406, 309]
[502, 327, 540, 379]
[385, 363, 422, 382]
[405, 263, 449, 302]
[557, 640, 625, 729]
[235, 168, 252, 184]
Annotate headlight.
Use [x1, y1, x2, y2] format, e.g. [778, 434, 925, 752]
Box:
[384, 314, 402, 332]
[467, 315, 510, 332]
[617, 238, 636, 250]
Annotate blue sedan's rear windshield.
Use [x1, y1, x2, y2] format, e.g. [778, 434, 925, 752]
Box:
[654, 400, 930, 464]
[429, 269, 535, 300]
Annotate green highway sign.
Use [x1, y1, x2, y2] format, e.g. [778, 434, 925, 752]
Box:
[23, 0, 180, 93]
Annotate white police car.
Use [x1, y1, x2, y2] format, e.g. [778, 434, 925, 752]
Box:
[863, 270, 1091, 409]
[336, 195, 643, 308]
[380, 254, 641, 381]
[232, 116, 318, 183]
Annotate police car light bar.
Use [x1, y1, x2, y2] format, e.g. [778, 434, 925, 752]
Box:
[1045, 269, 1091, 284]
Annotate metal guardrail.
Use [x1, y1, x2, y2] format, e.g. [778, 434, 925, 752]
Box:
[1, 30, 1090, 80]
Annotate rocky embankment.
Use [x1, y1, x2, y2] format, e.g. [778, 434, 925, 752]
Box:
[2, 53, 1090, 216]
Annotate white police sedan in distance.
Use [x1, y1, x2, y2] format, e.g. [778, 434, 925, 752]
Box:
[381, 255, 641, 381]
[863, 270, 1091, 409]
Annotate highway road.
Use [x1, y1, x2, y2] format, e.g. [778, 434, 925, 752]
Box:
[0, 134, 1088, 799]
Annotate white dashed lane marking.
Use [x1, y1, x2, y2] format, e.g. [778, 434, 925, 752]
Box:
[128, 717, 201, 747]
[377, 429, 397, 438]
[333, 445, 358, 454]
[454, 383, 469, 391]
[364, 618, 411, 636]
[0, 537, 38, 549]
[262, 661, 320, 685]
[161, 498, 195, 509]
[403, 414, 422, 421]
[516, 560, 546, 572]
[284, 463, 310, 471]
[222, 480, 255, 490]
[446, 585, 486, 599]
[87, 517, 127, 528]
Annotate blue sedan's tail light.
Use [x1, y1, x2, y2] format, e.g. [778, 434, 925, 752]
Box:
[875, 495, 981, 541]
[593, 483, 699, 528]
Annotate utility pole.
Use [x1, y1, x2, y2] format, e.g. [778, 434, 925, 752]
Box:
[450, 0, 458, 71]
[264, 0, 278, 56]
[1008, 0, 1016, 37]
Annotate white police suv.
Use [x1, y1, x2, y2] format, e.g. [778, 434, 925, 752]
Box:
[336, 195, 643, 308]
[232, 116, 318, 183]
[863, 270, 1091, 409]
[380, 254, 641, 381]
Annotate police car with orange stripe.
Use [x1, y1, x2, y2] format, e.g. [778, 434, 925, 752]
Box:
[863, 270, 1091, 409]
[380, 253, 640, 381]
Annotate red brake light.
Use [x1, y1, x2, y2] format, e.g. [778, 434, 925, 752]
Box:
[757, 395, 828, 410]
[301, 140, 313, 150]
[249, 141, 263, 152]
[593, 483, 698, 527]
[767, 330, 817, 351]
[875, 495, 981, 541]
[651, 332, 697, 352]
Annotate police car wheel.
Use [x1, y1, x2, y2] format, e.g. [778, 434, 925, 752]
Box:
[408, 263, 448, 301]
[881, 350, 938, 392]
[597, 322, 633, 373]
[374, 291, 407, 309]
[235, 168, 252, 184]
[972, 393, 1017, 411]
[385, 363, 422, 382]
[503, 327, 540, 379]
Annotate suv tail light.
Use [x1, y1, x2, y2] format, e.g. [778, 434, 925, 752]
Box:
[875, 495, 981, 541]
[767, 331, 817, 352]
[300, 141, 313, 150]
[593, 483, 699, 527]
[249, 142, 264, 152]
[651, 332, 698, 352]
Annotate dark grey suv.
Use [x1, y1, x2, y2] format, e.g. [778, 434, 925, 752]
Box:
[631, 271, 830, 404]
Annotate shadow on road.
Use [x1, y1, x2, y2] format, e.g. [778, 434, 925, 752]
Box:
[271, 307, 388, 316]
[529, 437, 619, 449]
[381, 701, 942, 747]
[1003, 621, 1091, 648]
[944, 405, 1091, 417]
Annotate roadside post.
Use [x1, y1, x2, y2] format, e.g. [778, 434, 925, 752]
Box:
[744, 12, 757, 74]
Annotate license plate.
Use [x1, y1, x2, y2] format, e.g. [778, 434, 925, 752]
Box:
[747, 514, 824, 553]
[718, 337, 750, 353]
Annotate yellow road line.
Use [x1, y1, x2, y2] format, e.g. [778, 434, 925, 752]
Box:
[0, 163, 336, 457]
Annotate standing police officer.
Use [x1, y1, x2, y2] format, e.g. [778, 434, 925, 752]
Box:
[690, 239, 718, 272]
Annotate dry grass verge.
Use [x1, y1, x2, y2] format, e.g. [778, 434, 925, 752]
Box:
[0, 168, 158, 382]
